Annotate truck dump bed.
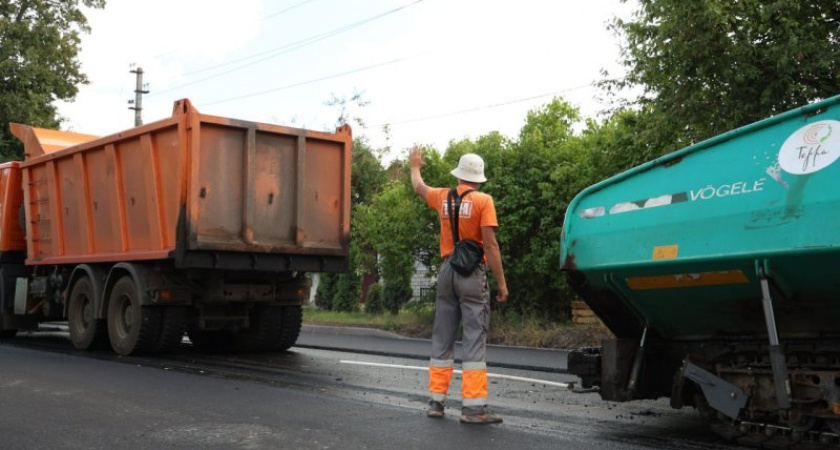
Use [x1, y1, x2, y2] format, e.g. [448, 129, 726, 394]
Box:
[11, 99, 351, 272]
[561, 95, 840, 341]
[0, 162, 25, 253]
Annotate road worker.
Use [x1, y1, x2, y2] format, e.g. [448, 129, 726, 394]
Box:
[409, 147, 509, 425]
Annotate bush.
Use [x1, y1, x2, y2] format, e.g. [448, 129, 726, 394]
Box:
[315, 274, 337, 310]
[382, 279, 413, 315]
[419, 285, 437, 304]
[402, 299, 435, 326]
[315, 272, 360, 312]
[332, 273, 360, 312]
[365, 283, 384, 315]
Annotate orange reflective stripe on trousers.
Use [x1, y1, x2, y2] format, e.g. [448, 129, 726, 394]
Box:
[461, 368, 488, 399]
[429, 366, 454, 394]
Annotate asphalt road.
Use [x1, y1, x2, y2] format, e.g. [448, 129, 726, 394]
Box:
[0, 327, 734, 450]
[0, 344, 573, 450]
[297, 325, 569, 372]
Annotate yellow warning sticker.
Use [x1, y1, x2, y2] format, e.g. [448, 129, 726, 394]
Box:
[652, 245, 679, 260]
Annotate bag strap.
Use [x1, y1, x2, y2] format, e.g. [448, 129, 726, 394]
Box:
[447, 190, 458, 244]
[447, 188, 474, 244]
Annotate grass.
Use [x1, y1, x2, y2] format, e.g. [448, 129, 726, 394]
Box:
[303, 306, 613, 349]
[303, 305, 435, 336]
[486, 311, 613, 349]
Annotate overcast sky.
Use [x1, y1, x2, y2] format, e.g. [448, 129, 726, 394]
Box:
[56, 0, 636, 160]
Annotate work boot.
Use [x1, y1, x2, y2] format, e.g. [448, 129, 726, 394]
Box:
[460, 411, 503, 425]
[426, 400, 445, 418]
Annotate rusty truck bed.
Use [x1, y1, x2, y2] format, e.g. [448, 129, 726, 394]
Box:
[11, 99, 351, 271]
[0, 162, 25, 253]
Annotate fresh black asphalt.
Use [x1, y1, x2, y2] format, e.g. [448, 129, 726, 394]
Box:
[296, 325, 569, 373]
[0, 343, 575, 450]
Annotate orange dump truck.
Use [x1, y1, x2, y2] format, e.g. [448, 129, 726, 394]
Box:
[1, 99, 351, 355]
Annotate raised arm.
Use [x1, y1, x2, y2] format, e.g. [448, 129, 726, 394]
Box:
[409, 146, 429, 198]
[481, 226, 508, 302]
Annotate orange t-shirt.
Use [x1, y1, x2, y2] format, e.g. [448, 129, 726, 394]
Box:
[425, 186, 498, 259]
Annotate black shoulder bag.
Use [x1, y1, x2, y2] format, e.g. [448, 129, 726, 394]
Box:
[447, 189, 484, 276]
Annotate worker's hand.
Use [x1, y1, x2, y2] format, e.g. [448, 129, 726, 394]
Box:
[409, 146, 425, 169]
[496, 284, 508, 303]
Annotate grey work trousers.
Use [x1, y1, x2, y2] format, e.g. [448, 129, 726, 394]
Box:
[430, 260, 490, 412]
[431, 260, 490, 363]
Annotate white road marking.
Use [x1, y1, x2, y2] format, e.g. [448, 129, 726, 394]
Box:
[339, 360, 570, 388]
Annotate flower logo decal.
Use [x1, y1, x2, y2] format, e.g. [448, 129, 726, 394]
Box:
[778, 120, 840, 175]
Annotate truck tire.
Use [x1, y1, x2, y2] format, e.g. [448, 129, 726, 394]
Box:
[187, 328, 235, 352]
[235, 306, 283, 352]
[270, 305, 302, 351]
[107, 276, 161, 356]
[155, 307, 188, 354]
[0, 326, 16, 339]
[68, 277, 109, 350]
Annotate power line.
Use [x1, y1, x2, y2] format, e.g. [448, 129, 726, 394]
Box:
[264, 0, 319, 19]
[151, 0, 425, 96]
[191, 0, 422, 77]
[198, 56, 413, 107]
[149, 0, 320, 61]
[368, 84, 592, 128]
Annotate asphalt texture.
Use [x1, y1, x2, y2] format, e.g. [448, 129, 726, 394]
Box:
[297, 324, 569, 373]
[0, 335, 621, 450]
[0, 325, 738, 450]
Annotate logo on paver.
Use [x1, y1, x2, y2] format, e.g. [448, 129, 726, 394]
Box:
[778, 120, 840, 175]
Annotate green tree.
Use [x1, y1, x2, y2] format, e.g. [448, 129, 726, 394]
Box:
[315, 242, 362, 312]
[325, 89, 369, 129]
[489, 99, 585, 318]
[353, 146, 449, 290]
[0, 0, 106, 160]
[354, 180, 433, 290]
[351, 139, 389, 206]
[382, 278, 412, 316]
[578, 108, 658, 181]
[331, 270, 360, 312]
[314, 272, 338, 310]
[356, 101, 595, 319]
[608, 0, 840, 154]
[314, 138, 388, 311]
[364, 283, 384, 315]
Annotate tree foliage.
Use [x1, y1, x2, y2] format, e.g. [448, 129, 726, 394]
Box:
[0, 0, 105, 160]
[364, 283, 384, 315]
[354, 99, 615, 318]
[608, 0, 840, 154]
[315, 241, 362, 312]
[353, 146, 449, 297]
[382, 279, 412, 316]
[490, 101, 584, 318]
[355, 180, 435, 285]
[318, 0, 840, 321]
[351, 139, 389, 206]
[315, 138, 389, 311]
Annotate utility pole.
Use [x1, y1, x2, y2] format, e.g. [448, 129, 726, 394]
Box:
[128, 65, 150, 126]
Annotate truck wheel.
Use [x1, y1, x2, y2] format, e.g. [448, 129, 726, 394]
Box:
[235, 306, 282, 352]
[0, 327, 16, 339]
[68, 277, 109, 350]
[107, 276, 161, 356]
[188, 328, 235, 352]
[155, 307, 188, 354]
[271, 305, 302, 351]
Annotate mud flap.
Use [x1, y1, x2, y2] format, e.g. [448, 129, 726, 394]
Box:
[680, 361, 747, 420]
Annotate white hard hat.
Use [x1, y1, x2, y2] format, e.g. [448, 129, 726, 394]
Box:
[450, 153, 487, 183]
